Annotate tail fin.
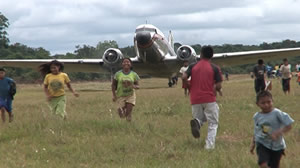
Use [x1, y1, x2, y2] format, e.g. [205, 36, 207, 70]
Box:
[168, 30, 174, 49]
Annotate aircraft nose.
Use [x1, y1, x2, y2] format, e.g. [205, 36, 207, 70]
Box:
[136, 31, 151, 46]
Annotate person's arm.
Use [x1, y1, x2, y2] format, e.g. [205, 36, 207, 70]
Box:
[112, 79, 118, 102]
[215, 82, 222, 96]
[43, 84, 52, 101]
[250, 136, 256, 154]
[264, 66, 267, 79]
[133, 80, 139, 89]
[182, 64, 193, 88]
[253, 66, 257, 79]
[182, 72, 190, 88]
[271, 124, 292, 140]
[213, 65, 223, 95]
[66, 82, 79, 97]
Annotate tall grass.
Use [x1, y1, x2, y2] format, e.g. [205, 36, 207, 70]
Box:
[0, 75, 299, 167]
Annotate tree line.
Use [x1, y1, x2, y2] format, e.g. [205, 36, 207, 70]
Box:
[1, 12, 300, 82]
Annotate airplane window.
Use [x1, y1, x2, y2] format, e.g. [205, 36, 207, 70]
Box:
[135, 28, 156, 32]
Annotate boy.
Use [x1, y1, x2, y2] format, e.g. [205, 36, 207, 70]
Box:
[0, 67, 15, 123]
[183, 46, 223, 149]
[253, 59, 267, 93]
[250, 91, 294, 168]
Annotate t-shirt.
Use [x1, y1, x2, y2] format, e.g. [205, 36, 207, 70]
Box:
[253, 108, 294, 151]
[253, 65, 266, 80]
[179, 66, 188, 74]
[186, 59, 223, 104]
[280, 64, 291, 79]
[297, 72, 300, 82]
[114, 70, 140, 97]
[296, 64, 300, 71]
[0, 77, 13, 98]
[44, 72, 71, 97]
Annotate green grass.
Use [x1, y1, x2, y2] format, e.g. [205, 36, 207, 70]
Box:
[0, 75, 299, 167]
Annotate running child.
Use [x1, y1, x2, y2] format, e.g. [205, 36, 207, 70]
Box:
[250, 91, 294, 168]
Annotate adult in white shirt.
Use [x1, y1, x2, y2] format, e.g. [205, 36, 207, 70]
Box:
[279, 58, 292, 94]
[179, 61, 190, 96]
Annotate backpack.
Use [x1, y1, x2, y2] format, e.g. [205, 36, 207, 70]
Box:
[9, 80, 17, 100]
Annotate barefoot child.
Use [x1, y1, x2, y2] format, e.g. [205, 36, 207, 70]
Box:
[0, 67, 15, 123]
[250, 91, 294, 168]
[112, 58, 140, 122]
[39, 60, 79, 120]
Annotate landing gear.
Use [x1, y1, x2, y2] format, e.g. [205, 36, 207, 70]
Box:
[168, 76, 178, 87]
[168, 81, 173, 87]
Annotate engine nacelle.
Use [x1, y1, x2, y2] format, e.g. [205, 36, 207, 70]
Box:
[103, 48, 124, 66]
[176, 45, 196, 62]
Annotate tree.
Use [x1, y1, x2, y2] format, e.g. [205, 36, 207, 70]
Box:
[0, 12, 9, 48]
[96, 40, 118, 58]
[74, 45, 97, 58]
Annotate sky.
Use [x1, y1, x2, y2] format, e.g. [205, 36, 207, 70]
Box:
[1, 0, 300, 55]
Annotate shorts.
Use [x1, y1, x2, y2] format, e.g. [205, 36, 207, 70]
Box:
[256, 142, 284, 168]
[116, 93, 136, 109]
[255, 79, 265, 93]
[282, 78, 290, 91]
[0, 97, 12, 112]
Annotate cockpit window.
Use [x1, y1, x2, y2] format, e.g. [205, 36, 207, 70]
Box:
[135, 28, 156, 33]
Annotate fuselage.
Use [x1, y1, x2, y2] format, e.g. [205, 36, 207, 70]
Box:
[134, 24, 176, 64]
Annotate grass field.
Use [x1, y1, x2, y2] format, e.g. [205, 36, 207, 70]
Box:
[0, 75, 299, 168]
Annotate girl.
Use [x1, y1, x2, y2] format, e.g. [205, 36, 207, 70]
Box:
[39, 60, 79, 120]
[112, 58, 140, 122]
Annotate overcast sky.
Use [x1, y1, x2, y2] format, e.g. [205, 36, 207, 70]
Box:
[1, 0, 300, 55]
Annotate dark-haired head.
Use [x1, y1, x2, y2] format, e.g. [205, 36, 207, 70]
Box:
[200, 46, 214, 59]
[256, 90, 273, 103]
[0, 67, 6, 72]
[122, 58, 133, 70]
[258, 59, 264, 65]
[39, 60, 64, 76]
[0, 67, 6, 79]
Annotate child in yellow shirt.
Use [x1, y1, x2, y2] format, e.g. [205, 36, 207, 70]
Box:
[39, 60, 79, 119]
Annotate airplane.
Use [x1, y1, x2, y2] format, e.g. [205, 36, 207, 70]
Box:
[1, 24, 300, 87]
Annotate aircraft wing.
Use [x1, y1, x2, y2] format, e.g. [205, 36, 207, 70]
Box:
[210, 47, 300, 67]
[0, 59, 106, 73]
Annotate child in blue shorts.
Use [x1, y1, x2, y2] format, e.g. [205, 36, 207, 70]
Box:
[0, 67, 16, 123]
[250, 91, 294, 168]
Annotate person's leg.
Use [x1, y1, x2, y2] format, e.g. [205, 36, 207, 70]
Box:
[116, 97, 126, 118]
[287, 78, 291, 94]
[255, 79, 259, 93]
[282, 79, 288, 94]
[269, 149, 284, 168]
[203, 102, 219, 149]
[191, 104, 205, 138]
[125, 103, 134, 122]
[184, 88, 188, 96]
[54, 96, 67, 120]
[123, 93, 136, 121]
[256, 143, 271, 168]
[1, 107, 6, 123]
[118, 108, 126, 118]
[6, 97, 13, 122]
